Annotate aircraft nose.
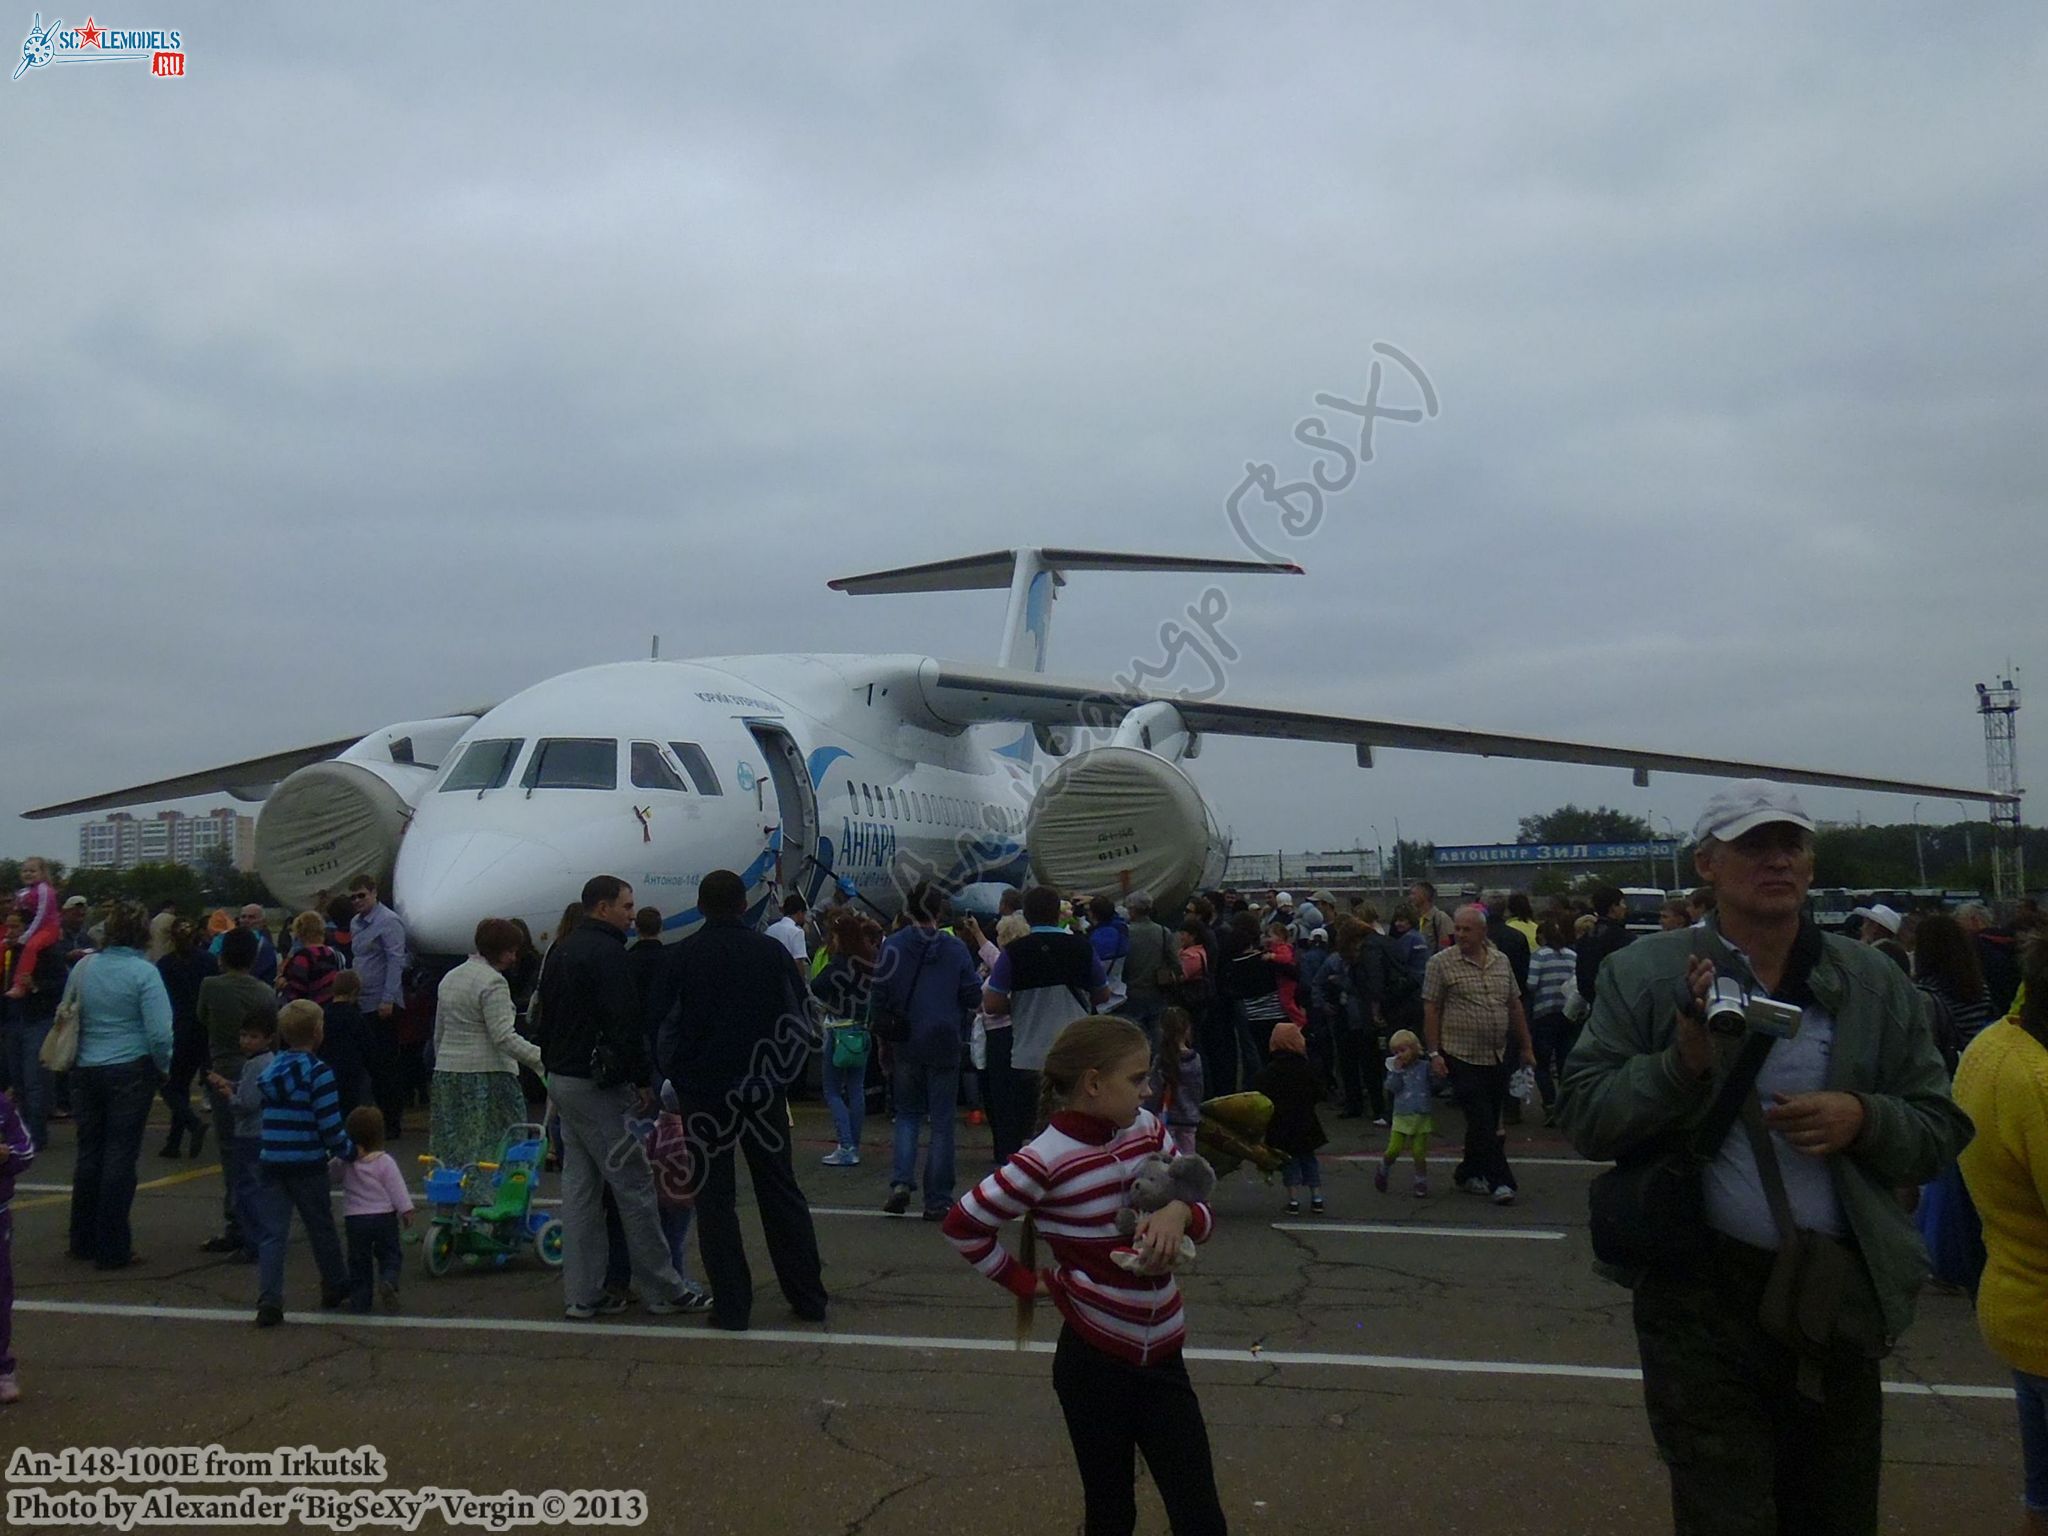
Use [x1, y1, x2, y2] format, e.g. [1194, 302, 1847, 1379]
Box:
[394, 829, 577, 956]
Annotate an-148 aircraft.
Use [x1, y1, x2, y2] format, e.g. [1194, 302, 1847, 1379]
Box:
[28, 549, 2011, 962]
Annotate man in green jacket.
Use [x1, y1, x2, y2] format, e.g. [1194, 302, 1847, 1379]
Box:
[1559, 780, 1970, 1536]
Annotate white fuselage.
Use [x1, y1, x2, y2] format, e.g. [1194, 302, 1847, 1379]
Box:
[391, 655, 1034, 956]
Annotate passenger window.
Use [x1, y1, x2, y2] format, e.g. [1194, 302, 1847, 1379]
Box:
[668, 743, 722, 796]
[848, 784, 858, 811]
[440, 738, 523, 793]
[862, 784, 875, 817]
[523, 738, 617, 791]
[630, 742, 688, 792]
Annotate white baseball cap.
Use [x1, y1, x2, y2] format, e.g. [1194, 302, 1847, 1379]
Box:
[1693, 780, 1816, 844]
[1848, 903, 1903, 935]
[1274, 891, 1294, 907]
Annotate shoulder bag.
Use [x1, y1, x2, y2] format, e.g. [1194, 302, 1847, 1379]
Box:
[1587, 1025, 1774, 1269]
[1743, 1096, 1891, 1398]
[41, 954, 95, 1073]
[871, 940, 932, 1046]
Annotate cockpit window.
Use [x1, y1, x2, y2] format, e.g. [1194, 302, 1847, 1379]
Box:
[668, 742, 722, 796]
[439, 738, 523, 793]
[630, 742, 688, 793]
[522, 738, 617, 791]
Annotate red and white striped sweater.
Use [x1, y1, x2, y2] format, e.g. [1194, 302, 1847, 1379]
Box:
[943, 1107, 1215, 1366]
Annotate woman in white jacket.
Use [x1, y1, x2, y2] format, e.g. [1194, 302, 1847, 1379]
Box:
[430, 918, 542, 1180]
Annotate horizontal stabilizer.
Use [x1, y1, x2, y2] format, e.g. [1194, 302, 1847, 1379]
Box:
[827, 548, 1301, 596]
[833, 548, 1302, 674]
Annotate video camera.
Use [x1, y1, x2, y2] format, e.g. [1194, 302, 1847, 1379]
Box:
[1704, 976, 1803, 1040]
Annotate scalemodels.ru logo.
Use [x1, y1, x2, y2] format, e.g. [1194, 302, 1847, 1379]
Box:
[13, 12, 185, 80]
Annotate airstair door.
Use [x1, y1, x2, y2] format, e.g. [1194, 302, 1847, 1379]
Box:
[746, 723, 823, 908]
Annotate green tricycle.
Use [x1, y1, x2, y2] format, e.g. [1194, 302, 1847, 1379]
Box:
[415, 1123, 565, 1277]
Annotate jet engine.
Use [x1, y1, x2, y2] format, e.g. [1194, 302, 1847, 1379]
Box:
[1025, 746, 1228, 911]
[254, 717, 479, 911]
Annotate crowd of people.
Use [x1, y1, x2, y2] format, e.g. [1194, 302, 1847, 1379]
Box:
[4, 802, 2048, 1534]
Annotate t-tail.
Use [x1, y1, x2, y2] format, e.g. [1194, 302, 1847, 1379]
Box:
[827, 547, 1302, 673]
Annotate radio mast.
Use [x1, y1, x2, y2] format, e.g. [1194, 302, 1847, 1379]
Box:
[1977, 675, 2023, 905]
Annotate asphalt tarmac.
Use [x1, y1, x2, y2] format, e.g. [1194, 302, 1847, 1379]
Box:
[0, 1102, 2020, 1535]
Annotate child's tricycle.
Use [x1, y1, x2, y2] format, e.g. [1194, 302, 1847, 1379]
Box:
[416, 1123, 564, 1277]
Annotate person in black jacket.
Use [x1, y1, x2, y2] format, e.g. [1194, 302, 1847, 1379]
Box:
[536, 875, 693, 1322]
[624, 905, 668, 1055]
[655, 869, 828, 1332]
[1256, 1020, 1328, 1215]
[1574, 885, 1635, 1010]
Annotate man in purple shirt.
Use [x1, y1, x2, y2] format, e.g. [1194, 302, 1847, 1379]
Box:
[347, 875, 409, 1137]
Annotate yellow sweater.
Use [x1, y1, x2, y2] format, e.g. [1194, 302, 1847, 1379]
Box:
[1955, 1018, 2048, 1377]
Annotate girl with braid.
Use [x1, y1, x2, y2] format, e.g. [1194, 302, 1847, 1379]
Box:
[942, 1015, 1227, 1534]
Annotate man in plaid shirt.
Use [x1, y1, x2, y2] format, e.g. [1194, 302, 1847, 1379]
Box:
[1423, 905, 1535, 1205]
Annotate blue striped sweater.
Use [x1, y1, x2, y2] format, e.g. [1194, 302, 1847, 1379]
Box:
[258, 1049, 355, 1168]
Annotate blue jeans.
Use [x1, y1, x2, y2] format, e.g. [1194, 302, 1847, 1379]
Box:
[0, 1018, 52, 1148]
[822, 1056, 867, 1148]
[2017, 1370, 2048, 1513]
[345, 1212, 402, 1312]
[224, 1135, 268, 1257]
[890, 1057, 958, 1212]
[68, 1059, 157, 1266]
[1280, 1155, 1322, 1189]
[255, 1164, 349, 1311]
[659, 1205, 696, 1285]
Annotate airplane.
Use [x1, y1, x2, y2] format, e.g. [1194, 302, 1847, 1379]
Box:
[25, 547, 2015, 964]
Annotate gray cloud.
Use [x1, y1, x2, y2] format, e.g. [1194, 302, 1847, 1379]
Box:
[4, 4, 2041, 867]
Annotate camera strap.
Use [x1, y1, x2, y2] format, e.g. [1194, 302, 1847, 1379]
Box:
[1682, 925, 1777, 1161]
[1686, 1029, 1775, 1160]
[1741, 1093, 1835, 1403]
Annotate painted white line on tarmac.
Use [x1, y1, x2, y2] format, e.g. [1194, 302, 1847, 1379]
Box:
[16, 1182, 71, 1193]
[1274, 1221, 1565, 1241]
[1332, 1155, 1607, 1169]
[10, 1299, 2008, 1400]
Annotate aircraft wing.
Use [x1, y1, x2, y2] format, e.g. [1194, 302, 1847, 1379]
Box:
[22, 736, 370, 819]
[920, 661, 2015, 805]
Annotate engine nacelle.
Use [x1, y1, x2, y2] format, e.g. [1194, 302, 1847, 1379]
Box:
[254, 716, 478, 911]
[1025, 746, 1228, 912]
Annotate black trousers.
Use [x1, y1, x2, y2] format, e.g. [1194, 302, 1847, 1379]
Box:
[1331, 1022, 1385, 1118]
[1633, 1240, 1884, 1535]
[1445, 1052, 1515, 1192]
[344, 1211, 402, 1312]
[158, 1021, 207, 1142]
[683, 1092, 828, 1330]
[366, 1015, 406, 1135]
[1051, 1326, 1228, 1536]
[983, 1027, 1035, 1167]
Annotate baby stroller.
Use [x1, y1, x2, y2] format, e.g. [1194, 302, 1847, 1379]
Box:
[416, 1123, 564, 1276]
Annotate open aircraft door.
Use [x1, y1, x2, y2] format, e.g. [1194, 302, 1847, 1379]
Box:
[746, 722, 823, 909]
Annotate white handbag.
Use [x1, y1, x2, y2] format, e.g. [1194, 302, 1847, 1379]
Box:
[40, 954, 93, 1072]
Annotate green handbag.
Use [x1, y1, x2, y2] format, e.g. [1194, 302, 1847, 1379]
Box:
[830, 1010, 872, 1070]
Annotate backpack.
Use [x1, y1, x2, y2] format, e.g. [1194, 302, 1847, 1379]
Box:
[286, 944, 343, 1005]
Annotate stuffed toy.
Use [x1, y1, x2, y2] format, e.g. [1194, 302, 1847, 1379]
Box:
[1110, 1152, 1218, 1273]
[1196, 1091, 1289, 1177]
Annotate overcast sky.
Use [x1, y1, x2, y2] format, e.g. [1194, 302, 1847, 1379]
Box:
[4, 4, 2042, 871]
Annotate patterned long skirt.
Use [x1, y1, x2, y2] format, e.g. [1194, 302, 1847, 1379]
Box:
[429, 1070, 528, 1199]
